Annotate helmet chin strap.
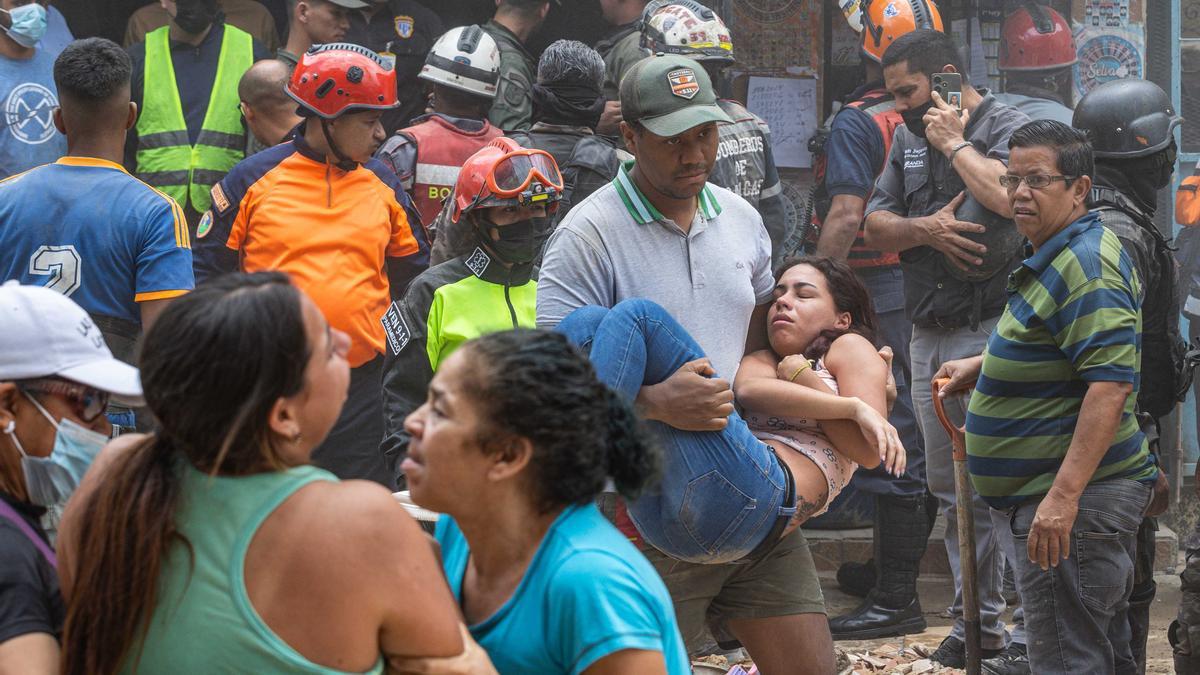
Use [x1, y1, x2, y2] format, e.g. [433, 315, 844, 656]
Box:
[320, 118, 359, 171]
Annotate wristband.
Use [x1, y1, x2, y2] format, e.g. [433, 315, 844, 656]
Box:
[949, 140, 973, 164]
[788, 360, 812, 382]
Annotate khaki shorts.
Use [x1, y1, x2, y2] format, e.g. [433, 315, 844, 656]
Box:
[640, 527, 826, 652]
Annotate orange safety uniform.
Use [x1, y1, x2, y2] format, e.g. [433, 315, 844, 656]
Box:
[192, 127, 428, 367]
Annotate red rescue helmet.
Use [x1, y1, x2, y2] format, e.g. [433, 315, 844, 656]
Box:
[998, 4, 1076, 71]
[452, 138, 564, 223]
[287, 43, 399, 119]
[861, 0, 943, 63]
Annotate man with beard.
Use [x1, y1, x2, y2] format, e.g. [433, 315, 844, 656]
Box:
[124, 0, 270, 230]
[538, 54, 837, 674]
[863, 28, 1028, 669]
[191, 44, 428, 486]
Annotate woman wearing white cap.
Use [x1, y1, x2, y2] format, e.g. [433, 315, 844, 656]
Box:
[0, 281, 143, 675]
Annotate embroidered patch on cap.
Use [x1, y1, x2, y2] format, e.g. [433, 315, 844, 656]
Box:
[197, 211, 213, 239]
[381, 302, 411, 354]
[210, 182, 231, 213]
[668, 68, 699, 100]
[395, 15, 414, 39]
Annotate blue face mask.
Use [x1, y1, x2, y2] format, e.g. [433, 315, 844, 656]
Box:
[2, 392, 108, 507]
[2, 3, 48, 49]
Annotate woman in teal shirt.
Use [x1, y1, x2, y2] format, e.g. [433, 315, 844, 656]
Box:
[399, 329, 690, 675]
[55, 273, 466, 674]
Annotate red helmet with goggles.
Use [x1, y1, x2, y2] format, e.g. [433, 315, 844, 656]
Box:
[451, 138, 564, 223]
[287, 43, 399, 119]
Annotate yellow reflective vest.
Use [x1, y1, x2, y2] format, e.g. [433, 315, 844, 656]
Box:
[135, 25, 252, 213]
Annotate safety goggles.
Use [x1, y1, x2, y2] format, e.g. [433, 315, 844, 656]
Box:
[20, 378, 111, 423]
[484, 149, 564, 207]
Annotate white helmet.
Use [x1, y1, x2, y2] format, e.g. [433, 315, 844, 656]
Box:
[419, 25, 501, 99]
[640, 0, 734, 64]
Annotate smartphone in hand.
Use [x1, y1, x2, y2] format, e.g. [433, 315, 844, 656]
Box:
[932, 72, 963, 112]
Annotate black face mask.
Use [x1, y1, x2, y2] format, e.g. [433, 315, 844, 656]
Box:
[475, 215, 552, 266]
[173, 2, 216, 35]
[1151, 143, 1178, 190]
[901, 100, 934, 139]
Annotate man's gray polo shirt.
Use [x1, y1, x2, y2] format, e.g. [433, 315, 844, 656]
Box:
[537, 162, 774, 379]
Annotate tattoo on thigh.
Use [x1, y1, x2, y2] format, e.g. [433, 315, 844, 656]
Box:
[790, 494, 823, 528]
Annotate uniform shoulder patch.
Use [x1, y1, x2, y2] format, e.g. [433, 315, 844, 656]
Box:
[465, 247, 491, 278]
[210, 182, 231, 214]
[197, 211, 214, 239]
[381, 302, 412, 355]
[395, 15, 414, 39]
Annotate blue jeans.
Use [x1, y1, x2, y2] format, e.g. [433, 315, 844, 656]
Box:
[558, 299, 795, 564]
[1010, 478, 1151, 674]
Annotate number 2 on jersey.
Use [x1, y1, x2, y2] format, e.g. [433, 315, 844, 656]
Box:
[28, 245, 82, 297]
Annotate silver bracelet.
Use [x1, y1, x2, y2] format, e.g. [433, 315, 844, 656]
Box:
[949, 141, 973, 164]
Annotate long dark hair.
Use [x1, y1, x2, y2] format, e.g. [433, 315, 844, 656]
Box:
[62, 272, 312, 675]
[459, 329, 659, 513]
[776, 255, 878, 361]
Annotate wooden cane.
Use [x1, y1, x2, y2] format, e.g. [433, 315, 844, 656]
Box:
[932, 377, 981, 675]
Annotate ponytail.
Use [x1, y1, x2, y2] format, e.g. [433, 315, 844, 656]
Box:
[601, 386, 659, 500]
[62, 435, 185, 675]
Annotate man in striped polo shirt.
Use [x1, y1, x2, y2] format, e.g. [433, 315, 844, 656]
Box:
[943, 120, 1157, 674]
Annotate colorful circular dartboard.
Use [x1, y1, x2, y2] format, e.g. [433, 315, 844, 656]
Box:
[1074, 33, 1142, 98]
[734, 0, 803, 24]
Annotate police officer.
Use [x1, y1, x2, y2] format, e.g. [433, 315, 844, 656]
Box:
[595, 0, 649, 102]
[995, 3, 1075, 125]
[1072, 79, 1184, 675]
[863, 28, 1029, 668]
[343, 0, 443, 135]
[125, 0, 270, 230]
[810, 0, 943, 643]
[506, 39, 623, 222]
[376, 26, 504, 232]
[483, 0, 558, 132]
[639, 0, 788, 264]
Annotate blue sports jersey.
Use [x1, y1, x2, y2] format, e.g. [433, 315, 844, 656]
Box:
[0, 157, 194, 326]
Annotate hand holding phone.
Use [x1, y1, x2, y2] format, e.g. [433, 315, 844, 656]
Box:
[933, 72, 963, 112]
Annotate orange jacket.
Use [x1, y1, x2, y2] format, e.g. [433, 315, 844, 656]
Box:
[193, 130, 428, 367]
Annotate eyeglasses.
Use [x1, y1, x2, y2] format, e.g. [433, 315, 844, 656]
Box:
[19, 378, 111, 423]
[999, 174, 1077, 191]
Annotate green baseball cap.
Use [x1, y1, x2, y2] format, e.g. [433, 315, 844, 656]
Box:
[619, 53, 732, 137]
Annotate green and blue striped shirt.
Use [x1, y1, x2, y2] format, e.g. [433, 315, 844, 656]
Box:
[965, 212, 1157, 509]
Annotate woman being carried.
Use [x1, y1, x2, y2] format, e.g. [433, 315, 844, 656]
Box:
[557, 255, 902, 564]
[735, 256, 902, 527]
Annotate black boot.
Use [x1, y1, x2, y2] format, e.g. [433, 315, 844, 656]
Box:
[828, 494, 930, 640]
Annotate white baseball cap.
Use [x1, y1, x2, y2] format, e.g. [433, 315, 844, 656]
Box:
[0, 281, 143, 403]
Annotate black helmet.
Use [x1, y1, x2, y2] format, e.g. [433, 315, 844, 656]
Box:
[1072, 79, 1183, 158]
[946, 193, 1024, 283]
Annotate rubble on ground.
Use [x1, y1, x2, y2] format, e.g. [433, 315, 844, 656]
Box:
[693, 641, 970, 673]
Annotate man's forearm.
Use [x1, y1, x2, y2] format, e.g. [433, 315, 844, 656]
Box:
[1050, 381, 1134, 499]
[864, 210, 926, 253]
[816, 194, 866, 260]
[951, 150, 1012, 217]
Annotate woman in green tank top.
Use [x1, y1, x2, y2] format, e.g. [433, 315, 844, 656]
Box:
[54, 273, 473, 674]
